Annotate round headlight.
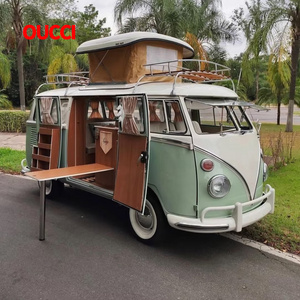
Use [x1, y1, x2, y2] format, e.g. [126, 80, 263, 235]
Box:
[208, 175, 231, 198]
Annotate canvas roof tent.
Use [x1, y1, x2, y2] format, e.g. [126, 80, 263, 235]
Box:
[76, 32, 195, 84]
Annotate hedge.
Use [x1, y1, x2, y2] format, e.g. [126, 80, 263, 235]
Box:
[0, 110, 30, 132]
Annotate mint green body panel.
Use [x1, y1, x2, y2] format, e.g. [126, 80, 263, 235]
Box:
[25, 122, 38, 167]
[194, 149, 251, 218]
[148, 140, 197, 217]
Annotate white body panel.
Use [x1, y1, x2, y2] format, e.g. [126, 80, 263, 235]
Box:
[76, 31, 194, 58]
[193, 132, 261, 198]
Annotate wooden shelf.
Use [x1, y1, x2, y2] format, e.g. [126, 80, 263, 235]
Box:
[38, 142, 51, 150]
[31, 126, 60, 171]
[32, 153, 50, 162]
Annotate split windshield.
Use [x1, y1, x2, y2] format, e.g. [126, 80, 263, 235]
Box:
[184, 99, 252, 134]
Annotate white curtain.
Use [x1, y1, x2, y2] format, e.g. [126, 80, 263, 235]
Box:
[121, 96, 140, 135]
[40, 97, 54, 125]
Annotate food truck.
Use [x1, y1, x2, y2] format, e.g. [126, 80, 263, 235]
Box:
[23, 32, 275, 242]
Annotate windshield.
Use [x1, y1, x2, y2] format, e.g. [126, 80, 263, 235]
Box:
[184, 99, 252, 134]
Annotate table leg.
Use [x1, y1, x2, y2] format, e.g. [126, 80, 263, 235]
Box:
[39, 181, 46, 241]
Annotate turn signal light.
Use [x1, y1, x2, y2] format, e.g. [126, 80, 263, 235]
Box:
[201, 159, 214, 172]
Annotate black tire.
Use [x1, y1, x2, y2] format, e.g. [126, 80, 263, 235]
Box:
[129, 194, 168, 244]
[38, 180, 64, 199]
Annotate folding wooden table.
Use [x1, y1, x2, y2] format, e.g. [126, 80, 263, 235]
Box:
[25, 163, 113, 240]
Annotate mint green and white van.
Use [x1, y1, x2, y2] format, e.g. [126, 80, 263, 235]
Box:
[23, 32, 275, 243]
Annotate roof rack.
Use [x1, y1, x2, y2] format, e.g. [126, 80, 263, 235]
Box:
[135, 59, 235, 93]
[35, 72, 89, 95]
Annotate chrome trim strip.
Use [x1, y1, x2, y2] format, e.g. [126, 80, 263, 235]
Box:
[175, 222, 229, 230]
[151, 136, 192, 149]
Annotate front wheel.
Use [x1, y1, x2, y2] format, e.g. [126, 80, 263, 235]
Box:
[129, 194, 167, 243]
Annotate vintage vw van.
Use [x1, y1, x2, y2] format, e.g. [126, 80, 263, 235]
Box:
[23, 32, 275, 242]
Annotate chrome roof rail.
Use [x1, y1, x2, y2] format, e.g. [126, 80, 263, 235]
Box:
[35, 72, 89, 95]
[135, 59, 234, 94]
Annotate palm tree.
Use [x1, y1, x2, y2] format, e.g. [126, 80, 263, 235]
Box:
[0, 51, 12, 109]
[0, 52, 11, 89]
[47, 38, 79, 78]
[115, 0, 182, 37]
[114, 0, 237, 43]
[246, 0, 300, 132]
[233, 0, 267, 101]
[6, 0, 26, 111]
[258, 53, 290, 125]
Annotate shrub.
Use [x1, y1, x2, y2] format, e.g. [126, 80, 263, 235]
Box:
[0, 94, 13, 109]
[0, 110, 29, 132]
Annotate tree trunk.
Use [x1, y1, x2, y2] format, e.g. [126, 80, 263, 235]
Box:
[286, 18, 300, 132]
[277, 95, 281, 126]
[17, 41, 25, 111]
[255, 69, 259, 101]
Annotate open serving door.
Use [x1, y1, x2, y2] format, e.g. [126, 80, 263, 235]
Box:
[113, 95, 150, 213]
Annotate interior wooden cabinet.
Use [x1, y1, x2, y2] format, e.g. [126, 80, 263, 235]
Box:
[68, 97, 118, 190]
[94, 126, 118, 190]
[31, 126, 60, 171]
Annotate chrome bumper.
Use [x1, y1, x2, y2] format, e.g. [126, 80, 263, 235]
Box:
[167, 184, 275, 233]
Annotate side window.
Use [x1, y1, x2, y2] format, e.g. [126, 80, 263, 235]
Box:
[38, 97, 59, 125]
[118, 96, 145, 135]
[231, 106, 252, 130]
[165, 101, 186, 133]
[149, 100, 186, 134]
[60, 99, 69, 125]
[149, 100, 167, 133]
[199, 106, 235, 130]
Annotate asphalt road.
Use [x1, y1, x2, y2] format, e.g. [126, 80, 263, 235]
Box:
[247, 105, 300, 125]
[0, 173, 299, 300]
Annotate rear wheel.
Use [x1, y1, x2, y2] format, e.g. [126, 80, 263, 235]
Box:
[129, 194, 167, 243]
[38, 180, 64, 198]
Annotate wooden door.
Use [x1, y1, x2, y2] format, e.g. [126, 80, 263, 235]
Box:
[113, 95, 149, 212]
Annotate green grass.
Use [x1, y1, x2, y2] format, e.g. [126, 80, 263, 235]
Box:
[0, 148, 26, 174]
[240, 124, 300, 255]
[241, 162, 300, 255]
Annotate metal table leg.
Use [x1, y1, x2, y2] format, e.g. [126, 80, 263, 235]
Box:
[39, 181, 46, 241]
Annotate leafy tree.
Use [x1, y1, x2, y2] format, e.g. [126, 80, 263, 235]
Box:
[2, 0, 80, 110]
[75, 4, 111, 45]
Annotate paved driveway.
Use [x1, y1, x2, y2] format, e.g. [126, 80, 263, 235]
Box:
[0, 173, 299, 300]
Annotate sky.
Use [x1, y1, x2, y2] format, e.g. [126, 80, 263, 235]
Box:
[77, 0, 248, 58]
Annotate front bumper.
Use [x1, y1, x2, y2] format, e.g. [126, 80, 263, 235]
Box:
[167, 184, 275, 233]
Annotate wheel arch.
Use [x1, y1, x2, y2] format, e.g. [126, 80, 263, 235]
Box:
[147, 186, 167, 216]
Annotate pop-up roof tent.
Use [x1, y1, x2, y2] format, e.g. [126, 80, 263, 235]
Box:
[76, 32, 195, 84]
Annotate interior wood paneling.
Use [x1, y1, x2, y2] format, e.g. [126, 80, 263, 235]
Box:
[68, 100, 76, 166]
[95, 126, 118, 190]
[75, 99, 86, 166]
